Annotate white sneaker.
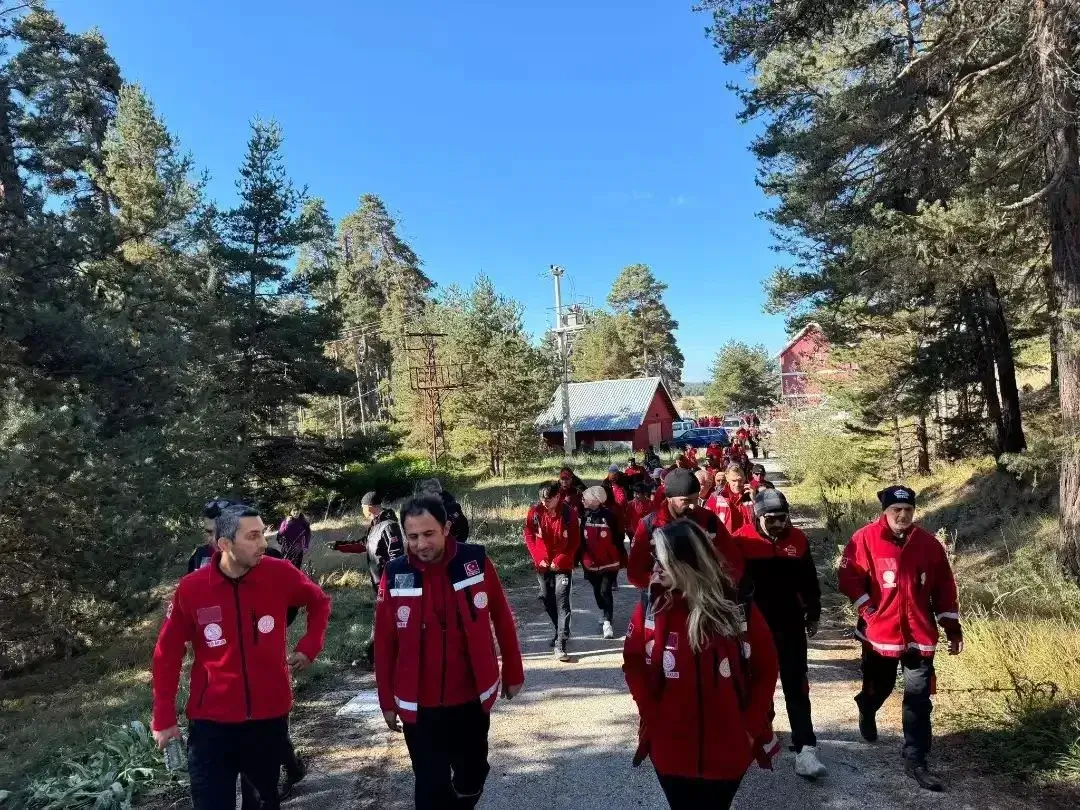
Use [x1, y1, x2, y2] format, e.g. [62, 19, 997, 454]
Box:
[795, 746, 827, 779]
[602, 620, 614, 639]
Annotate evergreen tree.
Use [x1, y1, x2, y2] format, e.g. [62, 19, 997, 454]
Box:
[608, 263, 684, 393]
[571, 312, 636, 381]
[441, 276, 554, 475]
[705, 341, 778, 414]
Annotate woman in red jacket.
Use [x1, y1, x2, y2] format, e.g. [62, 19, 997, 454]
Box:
[580, 486, 627, 639]
[623, 520, 779, 809]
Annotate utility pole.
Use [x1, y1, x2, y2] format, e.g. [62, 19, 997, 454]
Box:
[551, 265, 575, 459]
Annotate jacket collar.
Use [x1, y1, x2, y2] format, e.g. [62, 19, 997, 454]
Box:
[207, 550, 262, 586]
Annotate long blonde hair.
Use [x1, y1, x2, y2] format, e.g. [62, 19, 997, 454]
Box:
[653, 519, 742, 652]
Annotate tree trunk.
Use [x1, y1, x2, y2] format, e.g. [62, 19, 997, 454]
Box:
[972, 309, 1005, 454]
[0, 75, 26, 224]
[1036, 0, 1080, 580]
[893, 415, 906, 480]
[981, 273, 1026, 454]
[1046, 260, 1061, 388]
[915, 413, 931, 475]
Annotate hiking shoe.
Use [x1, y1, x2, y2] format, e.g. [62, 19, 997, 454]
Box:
[858, 706, 878, 743]
[554, 644, 571, 663]
[602, 621, 615, 639]
[794, 746, 827, 779]
[906, 761, 944, 792]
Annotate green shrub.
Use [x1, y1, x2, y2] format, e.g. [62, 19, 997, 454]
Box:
[12, 721, 179, 809]
[334, 453, 463, 506]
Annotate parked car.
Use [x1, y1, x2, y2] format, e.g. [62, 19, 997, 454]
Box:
[676, 427, 731, 449]
[722, 416, 743, 437]
[672, 419, 697, 440]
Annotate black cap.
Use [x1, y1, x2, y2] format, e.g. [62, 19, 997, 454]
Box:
[664, 468, 700, 498]
[361, 491, 380, 507]
[753, 489, 789, 518]
[878, 486, 916, 510]
[751, 464, 767, 477]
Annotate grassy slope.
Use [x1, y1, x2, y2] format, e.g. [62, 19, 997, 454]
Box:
[787, 458, 1080, 794]
[0, 454, 624, 803]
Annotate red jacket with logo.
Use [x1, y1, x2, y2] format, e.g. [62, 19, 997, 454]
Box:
[733, 524, 821, 630]
[623, 593, 778, 780]
[705, 485, 754, 534]
[376, 541, 524, 722]
[580, 506, 627, 572]
[623, 497, 655, 541]
[523, 501, 581, 573]
[627, 504, 743, 589]
[151, 555, 331, 730]
[838, 516, 962, 658]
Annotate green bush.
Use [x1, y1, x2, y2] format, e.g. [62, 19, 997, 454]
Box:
[11, 721, 179, 810]
[334, 452, 463, 506]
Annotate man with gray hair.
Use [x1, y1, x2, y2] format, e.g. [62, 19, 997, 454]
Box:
[151, 504, 331, 810]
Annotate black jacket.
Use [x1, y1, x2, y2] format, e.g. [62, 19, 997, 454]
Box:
[366, 508, 405, 583]
[441, 492, 470, 543]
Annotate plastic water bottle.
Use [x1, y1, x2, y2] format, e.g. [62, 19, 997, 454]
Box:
[163, 736, 186, 772]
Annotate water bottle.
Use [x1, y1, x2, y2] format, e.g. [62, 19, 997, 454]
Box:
[163, 735, 186, 772]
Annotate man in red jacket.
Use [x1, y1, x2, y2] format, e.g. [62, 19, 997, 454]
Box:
[838, 486, 963, 793]
[623, 483, 654, 542]
[376, 496, 524, 809]
[524, 481, 581, 661]
[627, 469, 743, 589]
[152, 504, 332, 810]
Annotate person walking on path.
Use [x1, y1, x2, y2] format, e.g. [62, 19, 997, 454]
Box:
[628, 468, 743, 590]
[623, 483, 655, 542]
[706, 464, 755, 534]
[188, 499, 234, 573]
[376, 496, 525, 809]
[523, 481, 581, 661]
[623, 519, 780, 809]
[151, 504, 331, 810]
[838, 486, 963, 793]
[277, 507, 311, 569]
[579, 485, 627, 639]
[733, 490, 827, 779]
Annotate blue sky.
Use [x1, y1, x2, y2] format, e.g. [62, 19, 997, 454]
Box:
[58, 0, 790, 381]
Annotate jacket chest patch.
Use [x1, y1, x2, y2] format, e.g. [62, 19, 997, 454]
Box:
[203, 622, 226, 648]
[473, 591, 488, 610]
[782, 545, 798, 557]
[257, 615, 275, 634]
[196, 605, 223, 625]
[882, 570, 897, 588]
[464, 559, 481, 577]
[395, 573, 416, 589]
[397, 605, 411, 628]
[662, 650, 679, 678]
[718, 657, 732, 678]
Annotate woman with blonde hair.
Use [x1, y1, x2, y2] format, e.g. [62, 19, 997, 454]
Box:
[623, 519, 779, 809]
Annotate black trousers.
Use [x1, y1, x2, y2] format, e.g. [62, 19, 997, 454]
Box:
[583, 569, 617, 623]
[239, 733, 303, 809]
[402, 700, 491, 809]
[655, 772, 742, 809]
[188, 717, 287, 810]
[857, 645, 935, 763]
[769, 625, 817, 751]
[537, 571, 572, 642]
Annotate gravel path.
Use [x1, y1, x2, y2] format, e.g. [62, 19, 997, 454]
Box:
[288, 460, 1047, 809]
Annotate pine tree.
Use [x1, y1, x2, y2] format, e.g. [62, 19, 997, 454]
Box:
[705, 341, 778, 414]
[608, 264, 684, 393]
[571, 312, 637, 381]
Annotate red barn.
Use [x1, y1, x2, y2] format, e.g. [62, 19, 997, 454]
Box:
[778, 323, 831, 407]
[537, 377, 679, 452]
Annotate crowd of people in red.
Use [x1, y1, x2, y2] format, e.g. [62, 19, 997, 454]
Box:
[149, 429, 963, 810]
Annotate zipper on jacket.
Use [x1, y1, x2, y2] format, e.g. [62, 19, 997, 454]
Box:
[251, 610, 259, 646]
[196, 679, 210, 708]
[695, 650, 705, 776]
[231, 581, 253, 719]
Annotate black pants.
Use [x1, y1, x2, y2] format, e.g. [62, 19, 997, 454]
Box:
[769, 625, 817, 751]
[188, 717, 287, 810]
[402, 701, 491, 809]
[583, 569, 617, 624]
[537, 571, 572, 642]
[857, 645, 935, 763]
[655, 772, 742, 809]
[748, 438, 759, 459]
[239, 733, 303, 809]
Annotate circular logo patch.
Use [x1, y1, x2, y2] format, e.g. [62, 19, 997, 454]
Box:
[662, 650, 676, 672]
[203, 623, 222, 642]
[718, 657, 732, 678]
[396, 606, 411, 623]
[883, 570, 896, 585]
[257, 615, 275, 634]
[473, 591, 488, 610]
[600, 530, 607, 537]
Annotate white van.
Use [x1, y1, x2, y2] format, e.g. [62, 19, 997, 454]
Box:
[672, 419, 696, 440]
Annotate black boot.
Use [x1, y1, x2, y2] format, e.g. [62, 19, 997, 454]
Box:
[857, 700, 878, 743]
[906, 761, 944, 792]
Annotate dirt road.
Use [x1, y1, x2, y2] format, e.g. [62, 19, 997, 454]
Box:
[289, 461, 1045, 809]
